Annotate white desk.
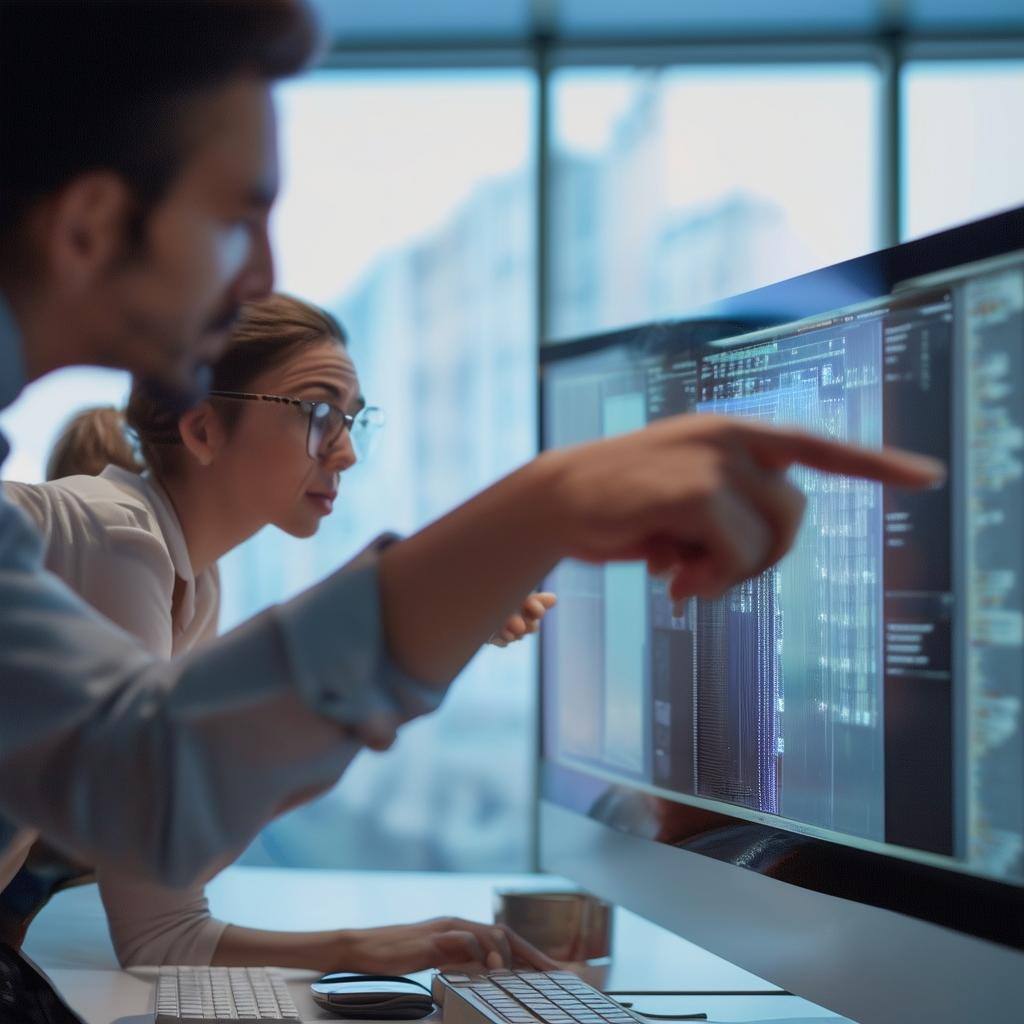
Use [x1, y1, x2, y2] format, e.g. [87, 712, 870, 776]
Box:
[23, 867, 847, 1024]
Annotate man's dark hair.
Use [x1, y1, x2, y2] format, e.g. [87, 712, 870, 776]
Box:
[0, 0, 319, 257]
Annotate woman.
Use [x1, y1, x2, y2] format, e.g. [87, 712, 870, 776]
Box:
[2, 293, 555, 973]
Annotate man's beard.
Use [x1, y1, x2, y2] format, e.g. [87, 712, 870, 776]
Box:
[129, 303, 238, 415]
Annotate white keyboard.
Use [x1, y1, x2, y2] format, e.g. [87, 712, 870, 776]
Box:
[155, 965, 300, 1022]
[433, 970, 641, 1024]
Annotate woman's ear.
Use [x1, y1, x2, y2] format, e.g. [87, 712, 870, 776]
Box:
[177, 402, 226, 468]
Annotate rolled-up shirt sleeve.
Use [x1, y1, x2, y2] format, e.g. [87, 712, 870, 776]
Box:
[0, 489, 441, 889]
[97, 869, 228, 967]
[277, 536, 445, 736]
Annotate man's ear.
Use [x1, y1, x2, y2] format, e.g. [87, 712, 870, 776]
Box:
[178, 402, 227, 468]
[46, 172, 135, 291]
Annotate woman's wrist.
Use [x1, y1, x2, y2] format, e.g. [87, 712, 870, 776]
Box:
[314, 928, 353, 972]
[324, 927, 392, 974]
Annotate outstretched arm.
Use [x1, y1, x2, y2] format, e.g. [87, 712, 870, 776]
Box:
[98, 869, 555, 974]
[379, 415, 943, 683]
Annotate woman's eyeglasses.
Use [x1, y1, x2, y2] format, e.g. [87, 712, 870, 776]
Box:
[208, 390, 384, 461]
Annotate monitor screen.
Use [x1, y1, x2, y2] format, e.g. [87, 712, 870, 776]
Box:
[539, 226, 1024, 941]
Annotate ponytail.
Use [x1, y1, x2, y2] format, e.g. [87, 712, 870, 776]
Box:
[45, 406, 142, 481]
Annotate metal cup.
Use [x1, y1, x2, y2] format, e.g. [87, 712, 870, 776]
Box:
[493, 889, 613, 964]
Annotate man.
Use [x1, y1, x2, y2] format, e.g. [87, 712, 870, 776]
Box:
[0, 0, 941, 932]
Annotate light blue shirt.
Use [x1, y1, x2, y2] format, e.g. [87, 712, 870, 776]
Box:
[0, 293, 440, 887]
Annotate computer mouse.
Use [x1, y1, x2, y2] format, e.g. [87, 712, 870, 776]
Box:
[310, 973, 436, 1020]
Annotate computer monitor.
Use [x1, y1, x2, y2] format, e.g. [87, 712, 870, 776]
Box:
[538, 207, 1024, 1024]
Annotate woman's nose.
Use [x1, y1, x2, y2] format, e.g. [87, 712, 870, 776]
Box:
[321, 430, 357, 472]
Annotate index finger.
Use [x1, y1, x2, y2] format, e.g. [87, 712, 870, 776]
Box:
[474, 926, 513, 968]
[737, 424, 946, 487]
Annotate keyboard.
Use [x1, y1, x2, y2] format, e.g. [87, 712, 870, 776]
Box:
[155, 965, 300, 1022]
[432, 970, 640, 1024]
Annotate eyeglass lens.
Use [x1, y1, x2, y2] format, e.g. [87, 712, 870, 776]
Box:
[307, 404, 382, 461]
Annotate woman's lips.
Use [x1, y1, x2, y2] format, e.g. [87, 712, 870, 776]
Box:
[305, 491, 336, 515]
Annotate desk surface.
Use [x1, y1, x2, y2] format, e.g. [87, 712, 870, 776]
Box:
[24, 867, 845, 1024]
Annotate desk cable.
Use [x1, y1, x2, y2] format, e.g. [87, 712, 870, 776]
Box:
[608, 988, 794, 1023]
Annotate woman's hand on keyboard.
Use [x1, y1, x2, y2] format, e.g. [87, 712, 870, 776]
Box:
[333, 917, 559, 974]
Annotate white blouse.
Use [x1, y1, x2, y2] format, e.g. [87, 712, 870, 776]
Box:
[3, 466, 229, 965]
[5, 466, 220, 659]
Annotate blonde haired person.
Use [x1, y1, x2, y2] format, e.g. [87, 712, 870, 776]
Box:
[44, 406, 139, 481]
[2, 293, 554, 974]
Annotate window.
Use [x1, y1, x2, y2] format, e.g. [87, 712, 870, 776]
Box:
[902, 60, 1024, 240]
[550, 65, 881, 340]
[0, 369, 129, 482]
[223, 70, 538, 871]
